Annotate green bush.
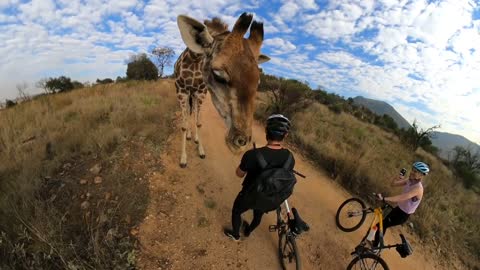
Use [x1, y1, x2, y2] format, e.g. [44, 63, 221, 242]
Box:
[126, 54, 158, 81]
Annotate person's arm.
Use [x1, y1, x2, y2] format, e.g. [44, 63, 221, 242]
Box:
[236, 150, 251, 178]
[382, 186, 422, 203]
[236, 166, 246, 178]
[391, 176, 408, 187]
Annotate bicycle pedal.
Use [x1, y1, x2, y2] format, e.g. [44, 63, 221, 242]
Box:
[268, 225, 277, 232]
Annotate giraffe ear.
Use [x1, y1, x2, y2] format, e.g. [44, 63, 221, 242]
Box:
[258, 54, 270, 64]
[177, 15, 213, 54]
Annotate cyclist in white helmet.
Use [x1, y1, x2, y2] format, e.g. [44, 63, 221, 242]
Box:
[372, 161, 430, 247]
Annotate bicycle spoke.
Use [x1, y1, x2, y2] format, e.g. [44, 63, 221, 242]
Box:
[279, 234, 300, 270]
[342, 203, 364, 227]
[350, 255, 387, 270]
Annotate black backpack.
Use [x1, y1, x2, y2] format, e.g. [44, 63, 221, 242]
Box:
[247, 149, 297, 212]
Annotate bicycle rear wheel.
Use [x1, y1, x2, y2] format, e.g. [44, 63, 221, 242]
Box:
[335, 198, 367, 232]
[346, 253, 389, 270]
[278, 232, 301, 270]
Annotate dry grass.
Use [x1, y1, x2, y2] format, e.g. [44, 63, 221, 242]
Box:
[0, 79, 177, 269]
[256, 96, 480, 269]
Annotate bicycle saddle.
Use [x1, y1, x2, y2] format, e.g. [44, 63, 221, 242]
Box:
[290, 208, 310, 235]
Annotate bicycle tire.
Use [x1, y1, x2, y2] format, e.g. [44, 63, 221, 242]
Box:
[335, 198, 367, 232]
[278, 232, 301, 270]
[346, 253, 389, 270]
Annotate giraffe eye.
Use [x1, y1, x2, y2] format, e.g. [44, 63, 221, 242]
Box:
[212, 69, 229, 84]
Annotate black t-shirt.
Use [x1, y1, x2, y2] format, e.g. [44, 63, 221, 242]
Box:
[239, 146, 295, 189]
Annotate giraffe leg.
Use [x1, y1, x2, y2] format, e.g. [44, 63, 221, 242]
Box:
[194, 95, 205, 159]
[178, 93, 189, 168]
[186, 96, 192, 141]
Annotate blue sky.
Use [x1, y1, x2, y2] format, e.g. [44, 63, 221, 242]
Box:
[1, 0, 479, 144]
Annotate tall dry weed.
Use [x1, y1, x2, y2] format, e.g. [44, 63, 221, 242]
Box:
[0, 79, 177, 269]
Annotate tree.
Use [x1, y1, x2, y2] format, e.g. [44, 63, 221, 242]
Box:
[72, 81, 84, 89]
[126, 53, 158, 81]
[36, 78, 49, 94]
[45, 76, 74, 93]
[452, 146, 480, 188]
[16, 82, 30, 101]
[151, 47, 175, 78]
[402, 120, 440, 150]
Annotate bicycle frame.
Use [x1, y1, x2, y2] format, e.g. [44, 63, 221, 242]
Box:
[270, 200, 293, 234]
[358, 203, 393, 254]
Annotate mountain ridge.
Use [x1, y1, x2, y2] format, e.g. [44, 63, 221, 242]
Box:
[352, 96, 480, 159]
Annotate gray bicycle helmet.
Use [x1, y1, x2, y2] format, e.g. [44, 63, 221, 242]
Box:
[266, 114, 291, 136]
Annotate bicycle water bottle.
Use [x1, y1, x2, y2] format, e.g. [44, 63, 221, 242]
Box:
[367, 225, 378, 241]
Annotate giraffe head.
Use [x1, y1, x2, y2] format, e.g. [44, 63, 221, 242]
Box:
[177, 13, 270, 152]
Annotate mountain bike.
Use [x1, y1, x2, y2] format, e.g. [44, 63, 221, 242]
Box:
[335, 169, 407, 232]
[336, 194, 413, 270]
[269, 199, 310, 270]
[267, 170, 309, 270]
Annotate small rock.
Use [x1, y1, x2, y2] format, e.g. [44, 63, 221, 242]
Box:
[94, 176, 103, 184]
[80, 201, 90, 210]
[130, 228, 139, 236]
[90, 164, 102, 175]
[79, 179, 88, 185]
[80, 194, 85, 199]
[86, 192, 91, 198]
[408, 222, 414, 229]
[63, 163, 72, 169]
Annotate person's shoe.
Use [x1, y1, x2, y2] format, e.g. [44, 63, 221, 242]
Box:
[242, 221, 251, 237]
[224, 229, 240, 242]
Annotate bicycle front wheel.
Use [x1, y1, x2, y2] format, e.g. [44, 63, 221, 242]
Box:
[278, 232, 301, 270]
[335, 198, 367, 232]
[346, 253, 389, 270]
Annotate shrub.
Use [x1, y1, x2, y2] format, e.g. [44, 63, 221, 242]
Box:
[5, 99, 16, 108]
[126, 53, 158, 81]
[45, 76, 75, 93]
[96, 78, 114, 84]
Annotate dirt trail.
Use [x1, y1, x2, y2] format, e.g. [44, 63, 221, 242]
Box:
[136, 91, 445, 270]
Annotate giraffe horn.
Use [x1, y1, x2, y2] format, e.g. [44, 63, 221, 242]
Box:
[248, 21, 264, 55]
[232, 12, 253, 36]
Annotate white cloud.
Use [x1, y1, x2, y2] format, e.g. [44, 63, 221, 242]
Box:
[303, 44, 316, 51]
[0, 13, 16, 23]
[0, 0, 18, 9]
[278, 2, 299, 20]
[264, 37, 296, 55]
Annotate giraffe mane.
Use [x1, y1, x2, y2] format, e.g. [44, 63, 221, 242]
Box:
[204, 17, 229, 37]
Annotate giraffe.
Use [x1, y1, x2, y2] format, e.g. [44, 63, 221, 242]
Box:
[174, 12, 270, 168]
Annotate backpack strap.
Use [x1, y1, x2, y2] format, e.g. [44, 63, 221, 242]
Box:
[282, 152, 293, 170]
[255, 149, 268, 170]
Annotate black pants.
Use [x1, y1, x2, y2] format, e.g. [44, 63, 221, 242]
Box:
[231, 191, 264, 237]
[373, 207, 410, 246]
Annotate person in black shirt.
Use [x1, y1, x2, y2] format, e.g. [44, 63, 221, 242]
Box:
[224, 114, 295, 241]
